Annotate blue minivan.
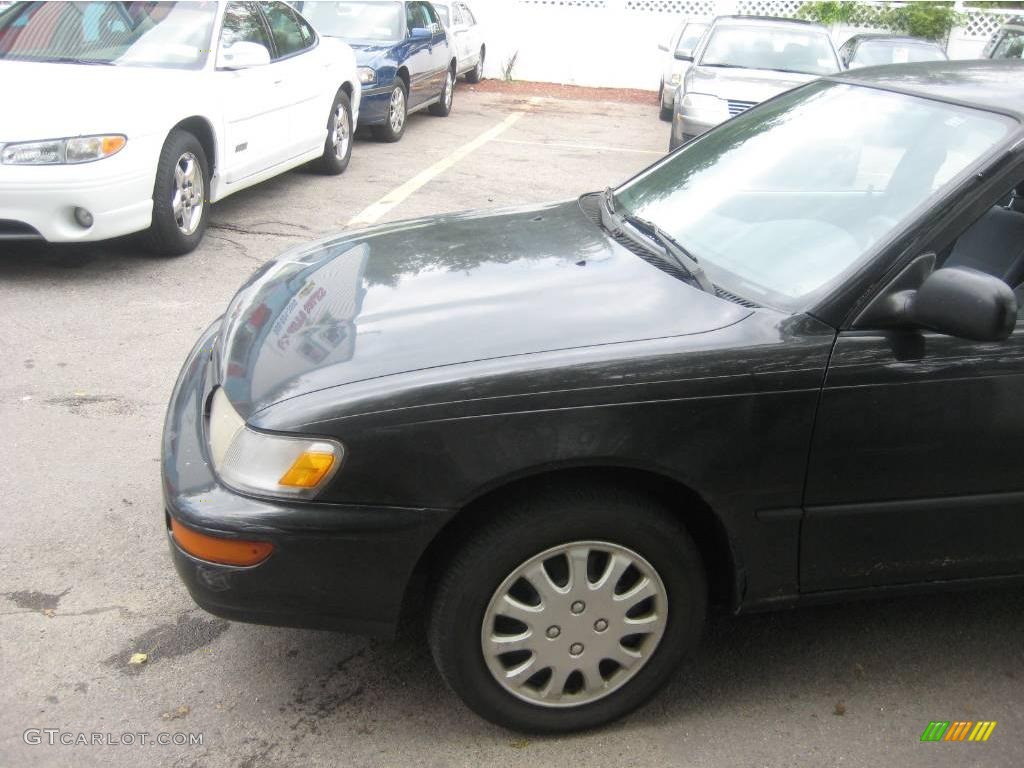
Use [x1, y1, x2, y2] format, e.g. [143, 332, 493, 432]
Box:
[299, 0, 455, 141]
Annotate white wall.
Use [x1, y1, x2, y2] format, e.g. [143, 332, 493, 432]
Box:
[467, 0, 1011, 91]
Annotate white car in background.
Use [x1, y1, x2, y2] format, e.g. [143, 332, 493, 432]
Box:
[433, 0, 484, 82]
[657, 18, 709, 121]
[0, 0, 359, 255]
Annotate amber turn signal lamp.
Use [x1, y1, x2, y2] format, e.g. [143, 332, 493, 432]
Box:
[102, 135, 127, 155]
[278, 451, 335, 488]
[170, 518, 273, 566]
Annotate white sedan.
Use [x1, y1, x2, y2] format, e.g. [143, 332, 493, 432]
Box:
[0, 0, 360, 255]
[433, 1, 484, 83]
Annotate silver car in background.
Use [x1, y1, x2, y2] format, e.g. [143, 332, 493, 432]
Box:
[657, 18, 709, 121]
[669, 16, 839, 150]
[984, 16, 1024, 60]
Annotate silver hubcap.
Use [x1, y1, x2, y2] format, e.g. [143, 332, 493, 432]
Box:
[331, 102, 350, 158]
[389, 87, 406, 132]
[172, 151, 203, 236]
[444, 71, 453, 108]
[481, 541, 668, 708]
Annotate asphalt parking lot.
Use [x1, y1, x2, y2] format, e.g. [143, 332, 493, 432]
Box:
[1, 86, 1022, 768]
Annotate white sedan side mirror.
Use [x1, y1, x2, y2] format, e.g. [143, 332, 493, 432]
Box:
[218, 41, 271, 70]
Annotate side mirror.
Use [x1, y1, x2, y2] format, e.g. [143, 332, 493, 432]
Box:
[217, 40, 270, 70]
[410, 26, 431, 39]
[674, 49, 694, 62]
[901, 267, 1017, 341]
[658, 42, 669, 52]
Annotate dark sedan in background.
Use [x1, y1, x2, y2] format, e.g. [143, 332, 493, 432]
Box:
[164, 61, 1024, 733]
[299, 0, 455, 141]
[839, 33, 947, 69]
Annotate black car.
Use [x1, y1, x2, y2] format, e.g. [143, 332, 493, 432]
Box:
[164, 61, 1024, 733]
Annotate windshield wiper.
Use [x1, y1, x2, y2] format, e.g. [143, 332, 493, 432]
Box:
[598, 187, 716, 295]
[44, 56, 114, 65]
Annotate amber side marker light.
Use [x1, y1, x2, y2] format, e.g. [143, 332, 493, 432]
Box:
[278, 451, 335, 488]
[170, 518, 273, 567]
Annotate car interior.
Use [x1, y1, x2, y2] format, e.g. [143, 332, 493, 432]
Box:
[938, 183, 1024, 314]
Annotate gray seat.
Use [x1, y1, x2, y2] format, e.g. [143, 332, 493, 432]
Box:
[946, 205, 1024, 288]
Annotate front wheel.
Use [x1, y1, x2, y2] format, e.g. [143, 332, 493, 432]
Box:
[428, 487, 707, 733]
[371, 81, 408, 142]
[466, 48, 484, 83]
[429, 67, 455, 117]
[143, 128, 209, 256]
[314, 90, 353, 175]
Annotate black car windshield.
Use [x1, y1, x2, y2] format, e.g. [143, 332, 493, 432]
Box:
[300, 1, 403, 41]
[700, 25, 837, 74]
[0, 1, 217, 68]
[614, 82, 1014, 310]
[851, 40, 946, 67]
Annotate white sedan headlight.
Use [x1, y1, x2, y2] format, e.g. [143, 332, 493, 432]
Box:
[208, 388, 343, 499]
[1, 134, 127, 165]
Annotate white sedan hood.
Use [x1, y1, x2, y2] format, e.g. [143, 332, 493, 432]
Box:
[0, 60, 201, 142]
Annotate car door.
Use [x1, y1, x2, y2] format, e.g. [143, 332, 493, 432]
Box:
[403, 1, 434, 107]
[257, 1, 324, 161]
[444, 3, 466, 71]
[801, 187, 1024, 592]
[421, 1, 449, 89]
[460, 3, 482, 67]
[216, 0, 283, 184]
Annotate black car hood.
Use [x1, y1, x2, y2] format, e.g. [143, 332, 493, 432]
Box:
[217, 200, 752, 418]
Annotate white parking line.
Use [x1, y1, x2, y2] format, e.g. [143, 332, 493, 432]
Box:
[347, 110, 528, 226]
[494, 138, 664, 156]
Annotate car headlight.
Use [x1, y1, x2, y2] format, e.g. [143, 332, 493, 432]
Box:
[0, 134, 127, 165]
[669, 73, 681, 86]
[208, 387, 343, 499]
[357, 66, 377, 85]
[681, 92, 726, 115]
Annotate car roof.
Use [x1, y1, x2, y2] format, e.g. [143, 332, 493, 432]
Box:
[831, 59, 1024, 119]
[710, 15, 828, 32]
[847, 33, 944, 46]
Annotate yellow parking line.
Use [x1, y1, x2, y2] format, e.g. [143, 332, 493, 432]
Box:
[348, 110, 529, 226]
[493, 138, 665, 156]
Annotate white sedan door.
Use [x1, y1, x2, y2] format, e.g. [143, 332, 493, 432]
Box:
[258, 1, 329, 162]
[216, 1, 288, 185]
[455, 2, 482, 70]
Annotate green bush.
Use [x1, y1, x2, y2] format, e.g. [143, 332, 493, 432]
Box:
[799, 1, 964, 41]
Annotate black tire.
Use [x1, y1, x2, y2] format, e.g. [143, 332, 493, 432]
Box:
[371, 80, 408, 142]
[466, 48, 484, 83]
[429, 66, 455, 117]
[313, 90, 353, 175]
[428, 485, 707, 733]
[143, 128, 210, 256]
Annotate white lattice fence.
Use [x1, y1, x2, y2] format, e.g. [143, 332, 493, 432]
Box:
[961, 10, 1017, 39]
[623, 0, 718, 14]
[736, 0, 803, 18]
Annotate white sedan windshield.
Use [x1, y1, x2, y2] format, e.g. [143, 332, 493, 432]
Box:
[615, 82, 1015, 309]
[0, 1, 217, 68]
